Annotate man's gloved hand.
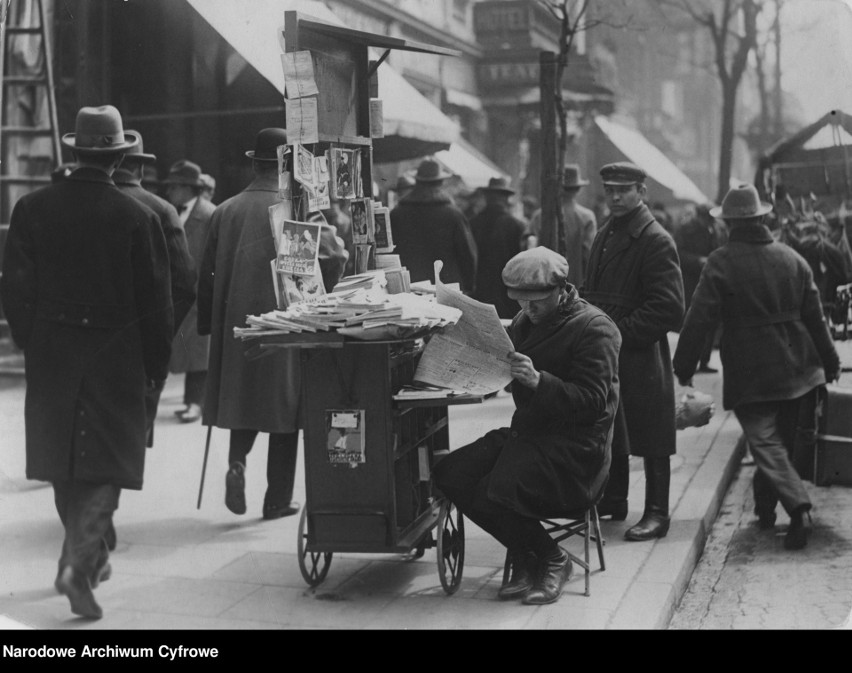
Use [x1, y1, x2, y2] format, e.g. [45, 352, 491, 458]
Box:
[676, 389, 715, 430]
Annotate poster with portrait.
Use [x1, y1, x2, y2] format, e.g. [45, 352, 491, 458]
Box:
[309, 153, 331, 212]
[276, 219, 321, 277]
[349, 197, 374, 245]
[293, 144, 316, 193]
[373, 206, 394, 252]
[330, 147, 356, 200]
[325, 409, 366, 467]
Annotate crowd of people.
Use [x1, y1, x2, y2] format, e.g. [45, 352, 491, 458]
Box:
[0, 102, 847, 618]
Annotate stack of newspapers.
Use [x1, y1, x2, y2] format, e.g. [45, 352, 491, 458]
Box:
[234, 288, 462, 341]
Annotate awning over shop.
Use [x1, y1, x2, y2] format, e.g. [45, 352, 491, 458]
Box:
[594, 115, 708, 205]
[185, 0, 459, 162]
[434, 138, 510, 190]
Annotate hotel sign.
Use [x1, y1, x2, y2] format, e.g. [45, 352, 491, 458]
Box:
[478, 60, 539, 87]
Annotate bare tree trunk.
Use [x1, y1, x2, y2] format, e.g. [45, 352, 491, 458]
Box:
[539, 51, 560, 252]
[718, 81, 738, 203]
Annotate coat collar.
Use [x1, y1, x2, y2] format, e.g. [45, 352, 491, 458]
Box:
[66, 166, 116, 186]
[609, 202, 656, 238]
[728, 223, 774, 244]
[512, 285, 581, 349]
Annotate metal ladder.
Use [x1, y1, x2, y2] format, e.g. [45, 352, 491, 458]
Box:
[0, 0, 60, 364]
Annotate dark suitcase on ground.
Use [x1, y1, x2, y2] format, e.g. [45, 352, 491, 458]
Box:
[815, 383, 852, 486]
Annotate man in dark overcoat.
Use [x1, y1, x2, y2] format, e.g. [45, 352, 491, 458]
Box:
[164, 159, 216, 423]
[674, 203, 728, 372]
[390, 158, 478, 293]
[673, 183, 839, 550]
[581, 162, 685, 541]
[0, 105, 173, 619]
[197, 128, 348, 521]
[470, 176, 528, 318]
[434, 247, 621, 606]
[113, 130, 197, 448]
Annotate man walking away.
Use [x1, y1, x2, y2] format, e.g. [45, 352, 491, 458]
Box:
[0, 105, 173, 619]
[674, 183, 839, 550]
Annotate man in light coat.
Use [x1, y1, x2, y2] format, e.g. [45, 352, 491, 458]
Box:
[581, 162, 685, 541]
[197, 128, 348, 521]
[164, 159, 216, 423]
[0, 105, 173, 619]
[673, 183, 840, 550]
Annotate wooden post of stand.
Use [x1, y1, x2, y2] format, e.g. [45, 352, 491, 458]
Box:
[539, 51, 559, 252]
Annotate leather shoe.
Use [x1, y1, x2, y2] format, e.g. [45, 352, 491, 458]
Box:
[624, 512, 670, 541]
[179, 403, 202, 423]
[225, 461, 247, 515]
[784, 509, 808, 550]
[498, 551, 537, 600]
[522, 547, 573, 605]
[55, 566, 102, 620]
[262, 501, 300, 520]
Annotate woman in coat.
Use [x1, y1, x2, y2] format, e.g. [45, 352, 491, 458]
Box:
[581, 162, 685, 542]
[434, 247, 621, 606]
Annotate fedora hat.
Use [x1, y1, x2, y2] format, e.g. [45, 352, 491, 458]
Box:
[246, 127, 289, 162]
[482, 176, 515, 195]
[561, 164, 589, 189]
[121, 129, 156, 164]
[710, 183, 773, 219]
[414, 158, 452, 183]
[61, 105, 139, 154]
[162, 160, 203, 187]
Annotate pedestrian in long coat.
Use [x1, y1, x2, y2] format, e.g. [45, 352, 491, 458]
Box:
[113, 131, 197, 449]
[390, 158, 478, 293]
[163, 159, 215, 423]
[434, 247, 621, 606]
[470, 177, 528, 318]
[0, 105, 173, 619]
[197, 128, 348, 521]
[673, 183, 839, 550]
[581, 162, 684, 542]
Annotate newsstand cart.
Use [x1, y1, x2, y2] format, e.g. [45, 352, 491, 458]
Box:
[243, 333, 482, 594]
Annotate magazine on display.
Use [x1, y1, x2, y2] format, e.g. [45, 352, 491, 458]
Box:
[276, 219, 321, 277]
[309, 152, 331, 212]
[373, 205, 393, 252]
[350, 197, 374, 245]
[329, 147, 356, 200]
[325, 409, 366, 468]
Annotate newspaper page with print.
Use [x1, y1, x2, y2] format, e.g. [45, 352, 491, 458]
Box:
[413, 261, 514, 395]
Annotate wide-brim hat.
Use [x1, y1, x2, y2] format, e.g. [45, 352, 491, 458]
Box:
[482, 176, 515, 195]
[61, 105, 139, 154]
[561, 163, 589, 188]
[502, 247, 569, 301]
[246, 127, 289, 162]
[414, 158, 452, 182]
[600, 161, 646, 185]
[162, 159, 203, 187]
[709, 183, 773, 219]
[121, 129, 156, 164]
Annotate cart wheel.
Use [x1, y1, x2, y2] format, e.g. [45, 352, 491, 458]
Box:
[436, 500, 465, 594]
[297, 507, 332, 587]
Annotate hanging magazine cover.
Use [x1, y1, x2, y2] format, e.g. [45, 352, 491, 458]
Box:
[326, 409, 366, 467]
[330, 147, 356, 200]
[293, 144, 316, 193]
[373, 205, 394, 252]
[350, 197, 374, 244]
[269, 200, 294, 248]
[276, 219, 321, 277]
[309, 153, 331, 212]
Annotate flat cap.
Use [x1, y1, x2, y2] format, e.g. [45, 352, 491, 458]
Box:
[600, 161, 646, 185]
[502, 247, 569, 300]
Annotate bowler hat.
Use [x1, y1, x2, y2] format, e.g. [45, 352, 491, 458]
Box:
[709, 183, 773, 219]
[121, 129, 156, 164]
[600, 161, 646, 185]
[61, 105, 139, 154]
[245, 127, 289, 162]
[162, 160, 203, 187]
[414, 158, 452, 183]
[561, 164, 589, 189]
[502, 247, 569, 301]
[482, 176, 515, 195]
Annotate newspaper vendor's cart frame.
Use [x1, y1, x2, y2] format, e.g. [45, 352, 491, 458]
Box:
[244, 333, 482, 594]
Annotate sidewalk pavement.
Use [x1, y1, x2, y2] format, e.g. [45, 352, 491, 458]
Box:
[0, 344, 742, 631]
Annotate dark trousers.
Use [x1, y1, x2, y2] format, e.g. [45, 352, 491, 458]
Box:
[53, 481, 120, 580]
[184, 370, 207, 407]
[144, 378, 167, 447]
[432, 434, 558, 559]
[229, 429, 299, 505]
